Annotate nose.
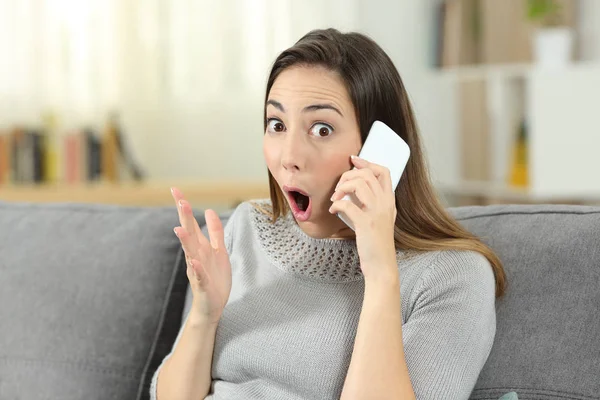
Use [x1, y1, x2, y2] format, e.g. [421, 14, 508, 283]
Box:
[281, 130, 306, 172]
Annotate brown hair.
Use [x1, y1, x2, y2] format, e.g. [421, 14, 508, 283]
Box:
[263, 28, 506, 299]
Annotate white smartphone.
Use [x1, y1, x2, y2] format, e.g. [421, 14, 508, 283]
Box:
[337, 120, 410, 231]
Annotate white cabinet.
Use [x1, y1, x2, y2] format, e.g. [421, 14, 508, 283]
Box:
[432, 62, 600, 204]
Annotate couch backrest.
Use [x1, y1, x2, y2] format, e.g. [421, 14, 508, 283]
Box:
[2, 200, 598, 400]
[0, 201, 197, 400]
[450, 204, 600, 400]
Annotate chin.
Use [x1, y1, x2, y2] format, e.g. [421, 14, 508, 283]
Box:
[293, 206, 349, 239]
[295, 217, 328, 237]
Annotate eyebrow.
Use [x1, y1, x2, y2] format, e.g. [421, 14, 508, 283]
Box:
[266, 99, 343, 117]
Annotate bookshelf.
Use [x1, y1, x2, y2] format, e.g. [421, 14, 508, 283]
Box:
[0, 181, 271, 209]
[0, 115, 276, 210]
[433, 62, 600, 206]
[430, 0, 600, 206]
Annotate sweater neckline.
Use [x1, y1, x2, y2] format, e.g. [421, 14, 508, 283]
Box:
[249, 200, 365, 282]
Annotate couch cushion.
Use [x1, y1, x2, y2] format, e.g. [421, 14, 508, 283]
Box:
[0, 201, 198, 400]
[450, 204, 600, 400]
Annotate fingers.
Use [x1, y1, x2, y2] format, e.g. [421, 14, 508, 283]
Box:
[335, 168, 382, 198]
[186, 258, 210, 290]
[331, 179, 376, 209]
[329, 196, 363, 225]
[350, 155, 393, 193]
[174, 227, 206, 264]
[180, 199, 210, 248]
[171, 187, 186, 225]
[204, 209, 225, 251]
[171, 187, 210, 249]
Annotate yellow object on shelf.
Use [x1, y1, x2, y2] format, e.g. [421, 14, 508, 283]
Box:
[508, 119, 529, 188]
[42, 111, 61, 184]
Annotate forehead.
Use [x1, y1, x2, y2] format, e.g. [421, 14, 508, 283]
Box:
[268, 66, 352, 113]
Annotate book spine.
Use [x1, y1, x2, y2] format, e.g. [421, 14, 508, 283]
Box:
[64, 133, 79, 184]
[0, 132, 9, 185]
[32, 130, 45, 183]
[101, 121, 119, 182]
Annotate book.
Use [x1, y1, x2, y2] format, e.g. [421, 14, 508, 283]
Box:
[64, 130, 88, 184]
[41, 111, 62, 184]
[0, 131, 10, 185]
[101, 118, 119, 183]
[85, 128, 102, 181]
[31, 130, 45, 183]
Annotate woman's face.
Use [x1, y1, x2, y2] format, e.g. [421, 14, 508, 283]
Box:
[263, 65, 362, 239]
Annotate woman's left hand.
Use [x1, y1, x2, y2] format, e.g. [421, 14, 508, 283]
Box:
[329, 155, 399, 285]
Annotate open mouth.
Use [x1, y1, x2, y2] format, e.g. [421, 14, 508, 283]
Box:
[283, 186, 312, 221]
[291, 191, 310, 212]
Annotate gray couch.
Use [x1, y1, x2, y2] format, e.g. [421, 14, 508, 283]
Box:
[0, 200, 598, 400]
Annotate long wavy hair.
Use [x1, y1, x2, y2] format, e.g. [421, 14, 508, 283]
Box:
[262, 28, 506, 299]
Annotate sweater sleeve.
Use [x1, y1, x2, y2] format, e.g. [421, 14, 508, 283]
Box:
[401, 250, 497, 400]
[149, 203, 243, 400]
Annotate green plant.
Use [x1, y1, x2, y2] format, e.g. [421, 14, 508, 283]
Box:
[526, 0, 563, 27]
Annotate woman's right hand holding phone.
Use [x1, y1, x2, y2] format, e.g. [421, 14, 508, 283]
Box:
[171, 187, 232, 326]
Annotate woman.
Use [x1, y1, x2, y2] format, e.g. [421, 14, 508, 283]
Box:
[152, 28, 507, 400]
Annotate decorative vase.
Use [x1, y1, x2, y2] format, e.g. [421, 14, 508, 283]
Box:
[533, 27, 574, 68]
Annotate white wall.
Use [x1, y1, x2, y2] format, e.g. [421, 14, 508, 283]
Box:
[123, 0, 600, 186]
[121, 0, 363, 181]
[4, 0, 599, 188]
[121, 0, 455, 184]
[354, 0, 458, 187]
[0, 0, 452, 185]
[578, 0, 600, 61]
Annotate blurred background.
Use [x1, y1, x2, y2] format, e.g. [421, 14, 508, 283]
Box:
[0, 0, 599, 211]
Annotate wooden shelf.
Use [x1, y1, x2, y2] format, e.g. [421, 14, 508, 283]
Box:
[438, 180, 529, 201]
[433, 61, 600, 82]
[437, 180, 600, 205]
[434, 63, 532, 81]
[0, 180, 271, 207]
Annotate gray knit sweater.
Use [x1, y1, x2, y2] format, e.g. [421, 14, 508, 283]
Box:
[150, 199, 497, 400]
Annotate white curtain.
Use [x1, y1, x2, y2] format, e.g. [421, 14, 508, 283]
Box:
[0, 0, 118, 126]
[0, 0, 360, 179]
